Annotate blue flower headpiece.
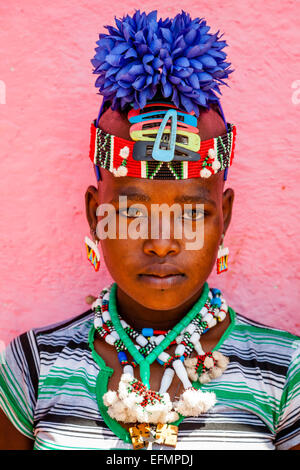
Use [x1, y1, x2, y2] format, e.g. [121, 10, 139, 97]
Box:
[91, 10, 233, 118]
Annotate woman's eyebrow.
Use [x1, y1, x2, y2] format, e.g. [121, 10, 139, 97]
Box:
[108, 187, 216, 205]
[173, 194, 216, 206]
[108, 188, 151, 203]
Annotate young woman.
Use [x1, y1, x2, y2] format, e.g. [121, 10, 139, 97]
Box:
[0, 10, 299, 451]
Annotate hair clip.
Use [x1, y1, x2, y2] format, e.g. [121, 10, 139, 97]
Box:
[130, 119, 199, 135]
[132, 141, 200, 162]
[130, 128, 201, 153]
[128, 109, 198, 127]
[151, 109, 177, 162]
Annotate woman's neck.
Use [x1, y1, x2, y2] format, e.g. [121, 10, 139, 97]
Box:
[115, 284, 205, 331]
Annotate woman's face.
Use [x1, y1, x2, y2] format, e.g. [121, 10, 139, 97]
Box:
[86, 168, 234, 312]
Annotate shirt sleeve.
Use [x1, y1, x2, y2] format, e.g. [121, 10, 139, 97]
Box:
[0, 330, 40, 440]
[274, 341, 300, 450]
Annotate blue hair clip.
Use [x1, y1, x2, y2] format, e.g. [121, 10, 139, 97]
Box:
[128, 110, 197, 127]
[152, 109, 178, 162]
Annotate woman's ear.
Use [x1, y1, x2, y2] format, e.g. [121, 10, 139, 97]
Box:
[85, 186, 99, 234]
[222, 187, 234, 235]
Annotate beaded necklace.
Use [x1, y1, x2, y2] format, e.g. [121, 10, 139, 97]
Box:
[92, 282, 229, 449]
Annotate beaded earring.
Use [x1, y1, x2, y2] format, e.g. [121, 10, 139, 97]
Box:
[216, 234, 229, 274]
[85, 234, 100, 272]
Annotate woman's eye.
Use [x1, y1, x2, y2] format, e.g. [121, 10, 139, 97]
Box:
[182, 209, 205, 220]
[118, 206, 146, 218]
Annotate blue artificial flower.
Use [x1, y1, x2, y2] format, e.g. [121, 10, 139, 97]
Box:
[91, 10, 233, 117]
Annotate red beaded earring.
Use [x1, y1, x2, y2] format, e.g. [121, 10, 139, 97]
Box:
[216, 234, 229, 274]
[85, 233, 100, 272]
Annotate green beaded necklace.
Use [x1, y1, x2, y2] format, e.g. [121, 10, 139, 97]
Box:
[88, 282, 236, 446]
[108, 281, 210, 388]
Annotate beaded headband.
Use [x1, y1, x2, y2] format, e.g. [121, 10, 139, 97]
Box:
[90, 10, 236, 181]
[89, 117, 236, 180]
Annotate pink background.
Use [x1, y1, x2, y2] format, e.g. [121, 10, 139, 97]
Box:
[0, 1, 299, 346]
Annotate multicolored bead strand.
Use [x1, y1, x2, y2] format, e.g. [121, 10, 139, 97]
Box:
[92, 282, 229, 425]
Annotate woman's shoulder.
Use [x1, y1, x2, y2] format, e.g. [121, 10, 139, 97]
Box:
[4, 309, 95, 364]
[33, 308, 94, 337]
[234, 309, 299, 339]
[228, 307, 300, 357]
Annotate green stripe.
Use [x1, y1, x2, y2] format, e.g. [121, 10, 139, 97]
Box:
[40, 376, 95, 394]
[0, 393, 33, 436]
[1, 363, 32, 417]
[0, 370, 32, 422]
[234, 324, 300, 342]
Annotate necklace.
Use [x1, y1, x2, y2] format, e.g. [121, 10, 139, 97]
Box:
[92, 282, 229, 449]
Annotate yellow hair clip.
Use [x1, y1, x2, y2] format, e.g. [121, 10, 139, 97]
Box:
[130, 129, 201, 152]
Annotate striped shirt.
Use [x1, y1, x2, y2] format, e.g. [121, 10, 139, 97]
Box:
[0, 307, 299, 450]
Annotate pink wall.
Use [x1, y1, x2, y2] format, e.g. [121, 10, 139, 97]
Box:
[0, 1, 299, 347]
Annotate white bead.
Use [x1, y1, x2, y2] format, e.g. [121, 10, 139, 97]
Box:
[194, 341, 205, 355]
[208, 318, 217, 328]
[120, 319, 129, 328]
[217, 311, 226, 322]
[136, 335, 148, 347]
[212, 158, 221, 171]
[176, 335, 183, 344]
[105, 334, 116, 346]
[94, 317, 103, 329]
[185, 324, 196, 335]
[110, 330, 120, 339]
[153, 335, 165, 345]
[190, 332, 200, 344]
[208, 148, 217, 159]
[159, 368, 175, 394]
[92, 298, 102, 309]
[203, 313, 213, 324]
[172, 359, 193, 389]
[200, 168, 211, 178]
[175, 344, 185, 356]
[123, 365, 134, 376]
[158, 352, 170, 363]
[102, 311, 111, 322]
[200, 306, 208, 318]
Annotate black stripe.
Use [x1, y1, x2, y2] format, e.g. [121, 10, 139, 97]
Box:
[275, 418, 300, 443]
[37, 340, 91, 354]
[178, 419, 271, 434]
[36, 310, 93, 335]
[227, 354, 288, 376]
[34, 413, 104, 428]
[19, 331, 39, 401]
[235, 313, 274, 329]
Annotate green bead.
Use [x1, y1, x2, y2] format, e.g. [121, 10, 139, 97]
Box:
[139, 362, 150, 389]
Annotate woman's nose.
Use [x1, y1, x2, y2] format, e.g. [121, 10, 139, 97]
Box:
[143, 237, 180, 257]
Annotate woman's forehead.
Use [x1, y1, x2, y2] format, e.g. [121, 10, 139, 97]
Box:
[98, 168, 225, 204]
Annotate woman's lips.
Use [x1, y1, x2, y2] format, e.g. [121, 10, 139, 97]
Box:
[138, 264, 186, 288]
[138, 273, 186, 288]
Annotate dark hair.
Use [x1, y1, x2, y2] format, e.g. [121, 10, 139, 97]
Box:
[99, 88, 224, 123]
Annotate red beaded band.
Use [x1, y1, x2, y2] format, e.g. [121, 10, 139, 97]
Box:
[89, 122, 236, 180]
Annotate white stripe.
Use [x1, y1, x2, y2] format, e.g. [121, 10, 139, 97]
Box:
[110, 135, 114, 172]
[93, 129, 98, 164]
